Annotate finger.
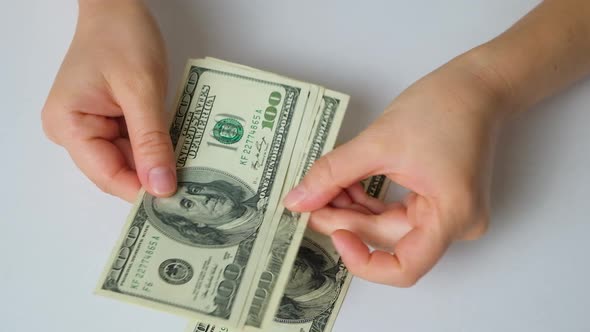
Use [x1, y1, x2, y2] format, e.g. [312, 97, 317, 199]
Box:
[460, 219, 489, 240]
[331, 226, 449, 287]
[67, 138, 141, 202]
[329, 182, 388, 215]
[345, 182, 387, 214]
[284, 136, 383, 212]
[112, 76, 176, 197]
[403, 191, 418, 207]
[403, 189, 489, 241]
[58, 112, 140, 201]
[310, 206, 412, 252]
[42, 88, 122, 144]
[116, 116, 130, 138]
[330, 191, 353, 208]
[59, 112, 120, 145]
[330, 201, 375, 215]
[329, 191, 374, 215]
[113, 137, 136, 170]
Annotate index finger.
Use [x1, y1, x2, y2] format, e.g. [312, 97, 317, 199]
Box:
[284, 136, 384, 212]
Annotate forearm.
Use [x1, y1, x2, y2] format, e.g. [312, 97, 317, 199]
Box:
[472, 0, 590, 113]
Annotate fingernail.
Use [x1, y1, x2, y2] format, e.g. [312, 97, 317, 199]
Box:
[284, 185, 306, 208]
[148, 167, 176, 195]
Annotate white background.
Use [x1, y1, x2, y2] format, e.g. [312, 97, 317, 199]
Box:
[2, 1, 590, 331]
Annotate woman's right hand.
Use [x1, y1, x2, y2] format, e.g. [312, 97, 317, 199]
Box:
[285, 52, 509, 286]
[42, 0, 176, 202]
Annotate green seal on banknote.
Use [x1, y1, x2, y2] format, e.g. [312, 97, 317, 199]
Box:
[213, 118, 243, 144]
[159, 258, 194, 285]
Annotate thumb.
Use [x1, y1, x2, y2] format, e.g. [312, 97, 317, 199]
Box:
[284, 136, 382, 212]
[115, 79, 176, 197]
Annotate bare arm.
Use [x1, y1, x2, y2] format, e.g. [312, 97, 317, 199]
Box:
[472, 0, 590, 112]
[285, 0, 590, 287]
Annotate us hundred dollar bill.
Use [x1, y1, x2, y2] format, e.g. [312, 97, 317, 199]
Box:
[200, 58, 351, 329]
[96, 59, 319, 327]
[187, 175, 390, 332]
[240, 92, 349, 330]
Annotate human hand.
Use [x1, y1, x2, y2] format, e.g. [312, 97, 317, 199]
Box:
[284, 54, 510, 287]
[42, 0, 175, 202]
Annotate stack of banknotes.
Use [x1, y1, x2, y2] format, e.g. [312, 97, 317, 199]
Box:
[96, 58, 390, 332]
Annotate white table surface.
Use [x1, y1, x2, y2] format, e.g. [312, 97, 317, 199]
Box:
[2, 1, 590, 331]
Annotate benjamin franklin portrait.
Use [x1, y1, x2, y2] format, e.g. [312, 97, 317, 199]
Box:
[275, 239, 341, 322]
[143, 167, 262, 247]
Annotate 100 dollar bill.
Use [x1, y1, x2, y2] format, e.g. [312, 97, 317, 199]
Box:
[188, 175, 390, 332]
[241, 92, 349, 330]
[96, 59, 316, 327]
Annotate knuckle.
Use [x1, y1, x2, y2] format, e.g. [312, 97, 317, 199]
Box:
[446, 180, 490, 240]
[345, 263, 366, 280]
[443, 181, 481, 225]
[63, 113, 90, 142]
[93, 168, 126, 197]
[88, 169, 115, 196]
[41, 111, 57, 143]
[463, 215, 489, 240]
[473, 222, 489, 239]
[133, 129, 171, 156]
[303, 153, 338, 189]
[41, 102, 62, 144]
[451, 181, 477, 209]
[475, 208, 490, 232]
[123, 74, 156, 96]
[311, 155, 338, 185]
[117, 65, 164, 97]
[393, 272, 420, 288]
[94, 180, 114, 196]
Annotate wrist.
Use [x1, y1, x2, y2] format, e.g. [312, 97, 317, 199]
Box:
[79, 0, 142, 6]
[422, 46, 517, 121]
[456, 1, 590, 115]
[78, 0, 144, 17]
[450, 45, 519, 116]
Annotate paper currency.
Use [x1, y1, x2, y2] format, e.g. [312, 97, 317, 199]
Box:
[187, 175, 390, 332]
[240, 91, 350, 330]
[95, 58, 353, 330]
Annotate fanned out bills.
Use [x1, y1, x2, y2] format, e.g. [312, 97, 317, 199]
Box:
[96, 57, 379, 331]
[187, 175, 390, 332]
